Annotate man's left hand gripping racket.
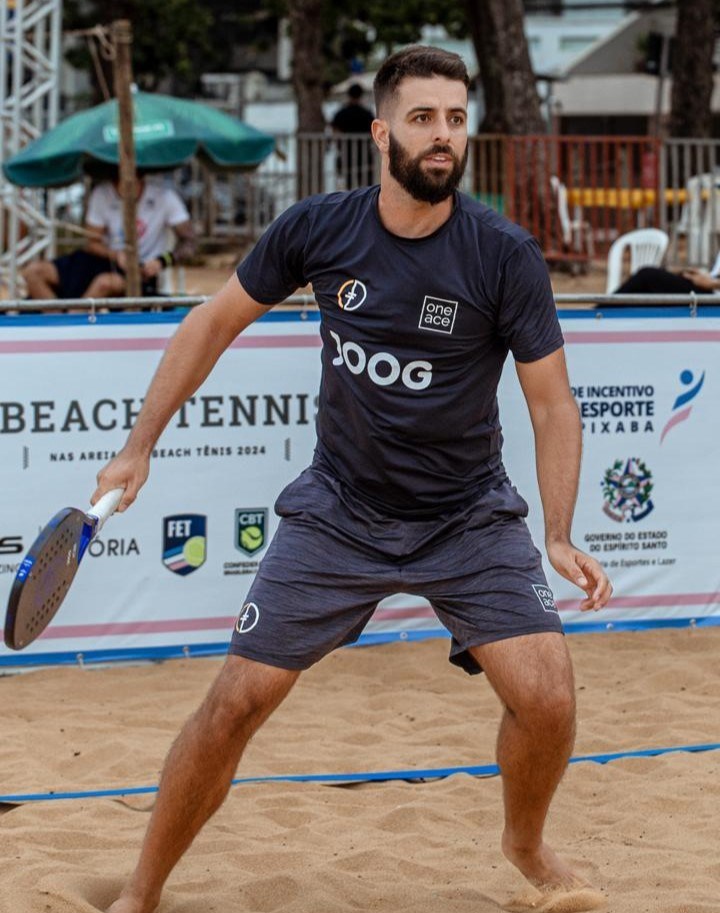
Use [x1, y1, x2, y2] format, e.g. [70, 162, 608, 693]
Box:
[4, 488, 124, 650]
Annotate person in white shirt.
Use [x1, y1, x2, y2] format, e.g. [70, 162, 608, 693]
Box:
[22, 175, 195, 300]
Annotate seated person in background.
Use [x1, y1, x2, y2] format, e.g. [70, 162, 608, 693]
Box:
[614, 250, 720, 295]
[22, 174, 195, 300]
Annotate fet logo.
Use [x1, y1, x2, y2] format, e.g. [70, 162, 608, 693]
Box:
[162, 514, 207, 576]
[337, 279, 367, 311]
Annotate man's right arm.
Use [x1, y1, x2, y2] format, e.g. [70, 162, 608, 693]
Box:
[92, 274, 271, 511]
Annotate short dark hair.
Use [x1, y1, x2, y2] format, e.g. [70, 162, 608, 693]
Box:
[348, 83, 364, 100]
[373, 45, 470, 115]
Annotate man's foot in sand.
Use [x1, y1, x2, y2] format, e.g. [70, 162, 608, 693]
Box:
[501, 834, 605, 912]
[502, 832, 588, 891]
[105, 893, 158, 913]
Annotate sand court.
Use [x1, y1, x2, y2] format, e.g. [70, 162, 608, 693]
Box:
[1, 626, 719, 913]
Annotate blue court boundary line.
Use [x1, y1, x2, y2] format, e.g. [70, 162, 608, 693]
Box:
[2, 615, 720, 668]
[1, 742, 718, 804]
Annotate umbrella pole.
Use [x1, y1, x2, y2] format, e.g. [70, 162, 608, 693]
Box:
[111, 19, 141, 298]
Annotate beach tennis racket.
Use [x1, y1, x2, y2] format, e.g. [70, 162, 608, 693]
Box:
[4, 488, 124, 650]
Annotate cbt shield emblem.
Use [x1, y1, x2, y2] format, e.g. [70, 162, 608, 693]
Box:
[235, 508, 268, 556]
[162, 514, 207, 575]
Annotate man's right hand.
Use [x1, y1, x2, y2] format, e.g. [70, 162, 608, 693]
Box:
[92, 447, 151, 512]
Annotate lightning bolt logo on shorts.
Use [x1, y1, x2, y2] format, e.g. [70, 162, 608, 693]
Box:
[337, 279, 367, 311]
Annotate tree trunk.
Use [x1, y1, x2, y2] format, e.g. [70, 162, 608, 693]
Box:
[288, 0, 326, 198]
[464, 1, 564, 260]
[669, 0, 715, 138]
[464, 0, 544, 135]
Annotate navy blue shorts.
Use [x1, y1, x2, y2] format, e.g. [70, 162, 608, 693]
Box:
[54, 250, 158, 298]
[228, 467, 563, 675]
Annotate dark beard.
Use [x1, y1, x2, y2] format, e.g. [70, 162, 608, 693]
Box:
[388, 132, 467, 204]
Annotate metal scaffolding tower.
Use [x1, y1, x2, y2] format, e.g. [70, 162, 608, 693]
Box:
[0, 0, 62, 298]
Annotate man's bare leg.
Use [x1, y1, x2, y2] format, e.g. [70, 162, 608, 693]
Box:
[84, 272, 126, 298]
[106, 655, 300, 913]
[22, 260, 60, 299]
[469, 633, 583, 891]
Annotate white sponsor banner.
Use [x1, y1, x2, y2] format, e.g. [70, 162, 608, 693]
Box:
[1, 311, 719, 666]
[0, 312, 323, 663]
[500, 315, 720, 630]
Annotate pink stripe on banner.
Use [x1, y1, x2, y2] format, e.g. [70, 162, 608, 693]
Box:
[0, 335, 321, 354]
[37, 592, 720, 641]
[564, 331, 720, 344]
[556, 592, 720, 611]
[373, 604, 436, 621]
[40, 616, 238, 640]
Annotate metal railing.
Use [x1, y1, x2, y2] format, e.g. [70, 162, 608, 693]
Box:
[7, 133, 720, 295]
[1, 292, 717, 317]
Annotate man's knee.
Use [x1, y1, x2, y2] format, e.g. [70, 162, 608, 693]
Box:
[476, 633, 576, 729]
[85, 273, 125, 298]
[22, 259, 56, 284]
[201, 655, 299, 738]
[516, 685, 576, 736]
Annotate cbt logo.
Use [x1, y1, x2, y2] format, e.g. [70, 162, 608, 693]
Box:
[601, 458, 654, 523]
[162, 514, 207, 575]
[660, 369, 705, 443]
[235, 508, 268, 556]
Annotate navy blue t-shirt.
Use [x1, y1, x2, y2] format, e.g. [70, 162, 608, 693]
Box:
[236, 187, 563, 517]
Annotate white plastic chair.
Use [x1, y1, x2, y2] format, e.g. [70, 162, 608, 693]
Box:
[605, 228, 669, 294]
[550, 176, 594, 258]
[671, 172, 720, 265]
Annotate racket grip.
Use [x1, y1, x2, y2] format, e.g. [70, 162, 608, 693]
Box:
[88, 488, 125, 533]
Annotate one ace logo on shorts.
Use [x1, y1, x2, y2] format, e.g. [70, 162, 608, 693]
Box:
[235, 508, 268, 556]
[532, 583, 558, 614]
[162, 514, 207, 576]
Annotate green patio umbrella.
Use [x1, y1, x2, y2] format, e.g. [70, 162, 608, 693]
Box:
[3, 91, 276, 188]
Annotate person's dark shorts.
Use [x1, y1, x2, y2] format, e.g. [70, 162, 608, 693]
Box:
[228, 467, 563, 675]
[54, 250, 158, 298]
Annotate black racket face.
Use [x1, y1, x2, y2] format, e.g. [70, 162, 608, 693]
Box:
[4, 508, 90, 650]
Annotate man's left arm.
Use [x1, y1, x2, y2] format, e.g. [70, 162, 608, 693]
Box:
[516, 348, 613, 612]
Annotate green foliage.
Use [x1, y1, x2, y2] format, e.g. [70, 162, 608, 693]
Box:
[63, 0, 470, 97]
[63, 0, 215, 95]
[277, 0, 469, 85]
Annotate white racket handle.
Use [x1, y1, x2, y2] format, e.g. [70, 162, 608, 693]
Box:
[88, 488, 125, 533]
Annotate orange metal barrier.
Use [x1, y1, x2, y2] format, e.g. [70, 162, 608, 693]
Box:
[469, 135, 663, 268]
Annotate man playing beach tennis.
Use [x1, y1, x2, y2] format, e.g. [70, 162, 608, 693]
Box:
[100, 46, 612, 913]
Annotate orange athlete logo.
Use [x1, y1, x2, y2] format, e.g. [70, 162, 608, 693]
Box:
[337, 279, 367, 311]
